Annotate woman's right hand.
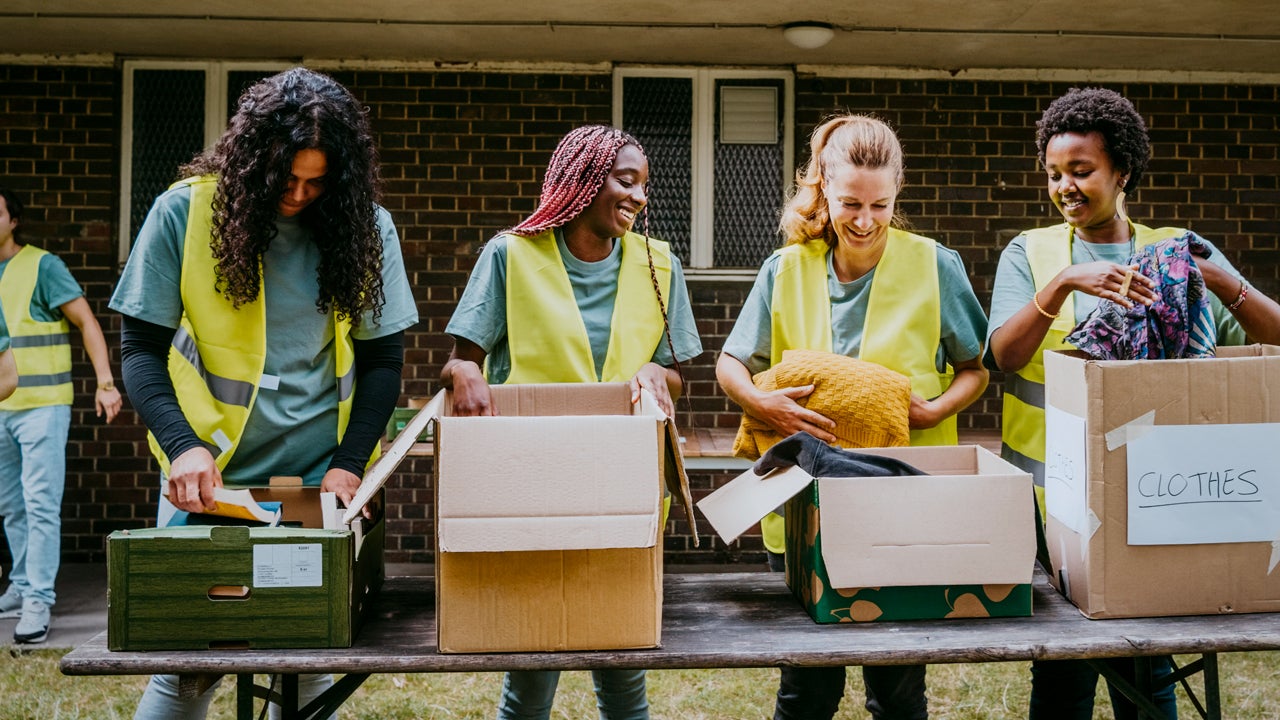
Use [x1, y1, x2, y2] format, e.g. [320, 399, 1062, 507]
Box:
[748, 385, 838, 443]
[167, 446, 222, 513]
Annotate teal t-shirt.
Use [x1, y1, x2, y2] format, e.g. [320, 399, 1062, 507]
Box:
[722, 241, 988, 377]
[0, 250, 84, 322]
[445, 230, 703, 384]
[982, 228, 1247, 369]
[0, 299, 8, 352]
[110, 184, 419, 485]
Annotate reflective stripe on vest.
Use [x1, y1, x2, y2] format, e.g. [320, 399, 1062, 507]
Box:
[0, 245, 73, 409]
[1003, 222, 1184, 519]
[761, 230, 954, 552]
[504, 229, 672, 384]
[145, 175, 365, 474]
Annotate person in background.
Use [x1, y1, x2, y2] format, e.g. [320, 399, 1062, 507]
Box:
[716, 114, 989, 720]
[441, 124, 702, 720]
[112, 68, 417, 719]
[985, 86, 1280, 720]
[0, 301, 16, 402]
[0, 186, 121, 645]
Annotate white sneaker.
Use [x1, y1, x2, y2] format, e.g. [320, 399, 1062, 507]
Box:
[0, 586, 21, 619]
[13, 598, 50, 644]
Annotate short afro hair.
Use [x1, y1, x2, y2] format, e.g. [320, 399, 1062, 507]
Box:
[1035, 87, 1150, 194]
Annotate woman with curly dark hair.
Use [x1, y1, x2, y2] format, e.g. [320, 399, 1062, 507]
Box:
[112, 67, 417, 719]
[986, 87, 1280, 720]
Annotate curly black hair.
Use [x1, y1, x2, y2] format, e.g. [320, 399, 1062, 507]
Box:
[0, 186, 23, 238]
[1035, 87, 1150, 195]
[180, 67, 385, 324]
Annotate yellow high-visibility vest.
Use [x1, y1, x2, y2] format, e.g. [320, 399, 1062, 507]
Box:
[504, 229, 672, 383]
[0, 245, 73, 409]
[760, 229, 955, 552]
[146, 175, 368, 474]
[1003, 222, 1183, 519]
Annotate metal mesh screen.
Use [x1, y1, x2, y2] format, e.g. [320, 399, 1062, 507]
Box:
[227, 70, 276, 117]
[129, 69, 206, 244]
[713, 78, 786, 268]
[622, 76, 693, 262]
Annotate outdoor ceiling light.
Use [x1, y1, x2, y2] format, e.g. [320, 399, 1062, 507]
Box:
[782, 22, 836, 50]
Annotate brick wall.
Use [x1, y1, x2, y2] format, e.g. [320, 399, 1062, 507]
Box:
[1, 63, 1277, 566]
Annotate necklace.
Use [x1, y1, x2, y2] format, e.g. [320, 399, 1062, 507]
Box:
[1073, 229, 1134, 263]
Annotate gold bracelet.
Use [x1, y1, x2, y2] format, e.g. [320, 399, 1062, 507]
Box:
[1227, 281, 1249, 311]
[98, 382, 115, 392]
[1032, 293, 1060, 320]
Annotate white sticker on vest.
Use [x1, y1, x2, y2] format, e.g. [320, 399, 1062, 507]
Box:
[259, 374, 281, 391]
[252, 543, 324, 587]
[211, 429, 233, 453]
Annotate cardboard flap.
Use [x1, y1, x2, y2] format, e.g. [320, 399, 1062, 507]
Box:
[342, 390, 446, 525]
[632, 387, 698, 544]
[696, 465, 815, 544]
[437, 414, 662, 552]
[818, 472, 1036, 588]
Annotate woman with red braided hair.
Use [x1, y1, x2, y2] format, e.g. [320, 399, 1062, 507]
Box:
[441, 124, 702, 719]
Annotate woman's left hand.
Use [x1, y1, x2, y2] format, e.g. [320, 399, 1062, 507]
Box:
[630, 362, 675, 417]
[908, 393, 944, 430]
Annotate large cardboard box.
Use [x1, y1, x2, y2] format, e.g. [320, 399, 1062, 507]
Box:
[1043, 345, 1280, 619]
[698, 445, 1036, 622]
[428, 383, 695, 653]
[107, 408, 424, 651]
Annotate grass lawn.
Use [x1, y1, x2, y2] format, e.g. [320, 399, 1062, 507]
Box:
[6, 649, 1280, 718]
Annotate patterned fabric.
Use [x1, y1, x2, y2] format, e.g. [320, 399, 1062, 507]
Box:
[1066, 233, 1217, 360]
[732, 349, 911, 460]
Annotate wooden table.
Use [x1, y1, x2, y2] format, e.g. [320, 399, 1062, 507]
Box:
[61, 570, 1280, 719]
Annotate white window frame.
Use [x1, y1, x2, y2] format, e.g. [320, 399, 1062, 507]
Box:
[613, 67, 795, 274]
[118, 60, 290, 264]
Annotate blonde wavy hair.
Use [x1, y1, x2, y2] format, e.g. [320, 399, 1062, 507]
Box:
[778, 114, 908, 247]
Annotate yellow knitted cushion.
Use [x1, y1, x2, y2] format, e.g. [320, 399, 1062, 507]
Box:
[732, 349, 912, 460]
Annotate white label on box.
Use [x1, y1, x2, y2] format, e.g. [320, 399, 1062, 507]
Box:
[1045, 404, 1089, 534]
[252, 543, 324, 587]
[1127, 423, 1280, 545]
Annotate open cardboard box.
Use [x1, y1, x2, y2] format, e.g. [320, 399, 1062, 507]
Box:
[106, 406, 422, 651]
[1043, 345, 1280, 618]
[699, 444, 1036, 622]
[414, 383, 696, 653]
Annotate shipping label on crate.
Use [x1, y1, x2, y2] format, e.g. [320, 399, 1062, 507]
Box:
[1126, 423, 1280, 545]
[253, 543, 324, 587]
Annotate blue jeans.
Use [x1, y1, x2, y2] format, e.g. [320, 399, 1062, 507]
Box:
[134, 673, 336, 720]
[497, 670, 649, 720]
[1030, 658, 1178, 720]
[0, 405, 70, 606]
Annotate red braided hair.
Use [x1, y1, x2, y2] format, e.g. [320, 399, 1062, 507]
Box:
[510, 125, 644, 236]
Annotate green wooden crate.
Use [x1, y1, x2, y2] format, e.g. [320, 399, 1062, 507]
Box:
[108, 520, 384, 650]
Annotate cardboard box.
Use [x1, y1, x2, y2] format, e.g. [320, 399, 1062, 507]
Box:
[698, 445, 1036, 623]
[426, 383, 695, 653]
[1043, 345, 1280, 619]
[107, 408, 423, 651]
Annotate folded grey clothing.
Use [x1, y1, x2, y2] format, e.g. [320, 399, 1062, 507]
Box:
[753, 431, 926, 478]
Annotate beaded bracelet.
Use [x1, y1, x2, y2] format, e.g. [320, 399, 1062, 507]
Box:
[1228, 281, 1249, 311]
[1033, 293, 1060, 320]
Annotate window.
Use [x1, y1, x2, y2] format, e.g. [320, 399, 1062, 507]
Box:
[614, 68, 794, 273]
[118, 61, 287, 263]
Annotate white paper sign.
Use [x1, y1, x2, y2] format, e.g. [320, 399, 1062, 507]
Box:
[1127, 423, 1280, 545]
[1045, 404, 1089, 534]
[253, 543, 324, 587]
